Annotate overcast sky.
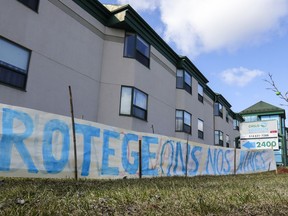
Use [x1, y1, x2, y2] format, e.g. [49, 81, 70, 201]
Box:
[100, 0, 288, 114]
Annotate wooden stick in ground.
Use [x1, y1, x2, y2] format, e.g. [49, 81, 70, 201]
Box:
[139, 140, 142, 179]
[69, 85, 78, 180]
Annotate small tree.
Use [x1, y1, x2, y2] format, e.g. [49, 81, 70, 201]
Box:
[264, 73, 288, 106]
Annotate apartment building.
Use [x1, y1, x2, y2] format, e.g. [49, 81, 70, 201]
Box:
[0, 0, 242, 146]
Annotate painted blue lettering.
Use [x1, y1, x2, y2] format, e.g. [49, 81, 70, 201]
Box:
[189, 146, 202, 176]
[205, 148, 217, 175]
[237, 151, 247, 174]
[174, 142, 186, 175]
[142, 136, 158, 176]
[0, 108, 38, 173]
[223, 150, 231, 174]
[75, 124, 100, 176]
[101, 130, 120, 176]
[216, 149, 224, 174]
[43, 119, 70, 174]
[160, 140, 174, 176]
[122, 133, 139, 175]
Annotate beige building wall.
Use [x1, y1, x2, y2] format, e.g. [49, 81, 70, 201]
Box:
[0, 0, 105, 121]
[0, 0, 239, 145]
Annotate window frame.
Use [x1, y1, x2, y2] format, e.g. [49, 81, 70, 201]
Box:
[226, 134, 230, 147]
[175, 110, 192, 134]
[198, 119, 204, 139]
[119, 86, 148, 121]
[198, 83, 204, 103]
[176, 69, 192, 94]
[17, 0, 39, 12]
[226, 109, 229, 123]
[0, 36, 31, 90]
[214, 130, 223, 146]
[233, 119, 239, 130]
[214, 102, 223, 118]
[124, 33, 150, 68]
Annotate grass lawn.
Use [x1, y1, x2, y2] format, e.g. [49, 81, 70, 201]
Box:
[1, 171, 288, 215]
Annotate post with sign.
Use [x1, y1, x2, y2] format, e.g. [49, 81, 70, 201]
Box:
[240, 120, 279, 150]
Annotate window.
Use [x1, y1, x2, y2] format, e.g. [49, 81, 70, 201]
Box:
[176, 70, 192, 94]
[176, 110, 191, 134]
[124, 33, 150, 67]
[214, 103, 223, 118]
[243, 115, 259, 122]
[215, 130, 223, 146]
[120, 86, 148, 120]
[18, 0, 39, 12]
[0, 37, 31, 90]
[233, 119, 239, 130]
[198, 119, 204, 139]
[226, 134, 230, 147]
[226, 109, 229, 123]
[198, 84, 204, 103]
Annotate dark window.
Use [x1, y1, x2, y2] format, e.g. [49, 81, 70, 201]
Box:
[176, 110, 191, 134]
[226, 109, 229, 123]
[215, 130, 223, 146]
[233, 119, 239, 130]
[214, 103, 223, 118]
[176, 70, 192, 94]
[18, 0, 39, 12]
[124, 33, 150, 67]
[198, 84, 204, 103]
[120, 86, 148, 121]
[198, 119, 204, 139]
[0, 37, 30, 90]
[226, 134, 230, 147]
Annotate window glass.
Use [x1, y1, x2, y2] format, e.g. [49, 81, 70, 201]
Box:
[184, 71, 192, 86]
[215, 131, 219, 144]
[198, 119, 203, 131]
[0, 37, 30, 89]
[226, 135, 229, 142]
[176, 70, 184, 88]
[136, 36, 149, 57]
[124, 33, 135, 57]
[184, 111, 191, 126]
[243, 115, 258, 122]
[219, 131, 223, 141]
[0, 38, 29, 73]
[120, 86, 148, 120]
[120, 87, 132, 115]
[198, 84, 203, 96]
[176, 110, 183, 131]
[133, 88, 147, 110]
[124, 33, 150, 67]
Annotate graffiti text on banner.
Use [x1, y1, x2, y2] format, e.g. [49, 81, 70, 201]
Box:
[0, 103, 276, 179]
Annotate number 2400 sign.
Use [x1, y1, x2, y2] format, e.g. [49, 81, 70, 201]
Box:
[256, 141, 277, 148]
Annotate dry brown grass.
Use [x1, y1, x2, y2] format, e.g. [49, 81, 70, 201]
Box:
[1, 171, 288, 215]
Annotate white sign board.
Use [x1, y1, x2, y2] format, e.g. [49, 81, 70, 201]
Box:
[240, 120, 278, 139]
[241, 138, 279, 150]
[240, 120, 279, 150]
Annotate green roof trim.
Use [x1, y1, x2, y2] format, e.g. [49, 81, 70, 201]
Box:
[215, 93, 231, 109]
[204, 85, 215, 101]
[108, 5, 179, 65]
[72, 0, 242, 117]
[177, 56, 209, 85]
[72, 0, 111, 25]
[240, 101, 285, 116]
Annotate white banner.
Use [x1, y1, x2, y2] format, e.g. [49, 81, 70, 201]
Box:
[0, 103, 276, 179]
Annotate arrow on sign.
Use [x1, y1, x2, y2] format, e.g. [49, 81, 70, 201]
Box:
[242, 141, 256, 149]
